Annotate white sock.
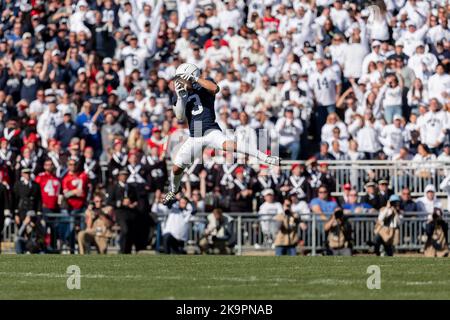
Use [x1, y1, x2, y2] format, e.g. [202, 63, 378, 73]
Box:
[170, 171, 183, 193]
[236, 141, 268, 162]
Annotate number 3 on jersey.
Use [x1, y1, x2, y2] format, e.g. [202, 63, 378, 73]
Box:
[188, 94, 204, 115]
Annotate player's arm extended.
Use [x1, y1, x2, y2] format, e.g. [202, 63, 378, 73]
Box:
[197, 78, 220, 95]
[174, 96, 187, 121]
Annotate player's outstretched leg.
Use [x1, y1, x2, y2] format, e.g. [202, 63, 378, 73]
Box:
[164, 165, 184, 206]
[222, 141, 280, 166]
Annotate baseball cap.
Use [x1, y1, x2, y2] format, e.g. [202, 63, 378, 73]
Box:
[343, 183, 352, 190]
[77, 67, 86, 75]
[393, 114, 402, 121]
[365, 181, 376, 188]
[371, 40, 381, 48]
[52, 49, 61, 57]
[395, 40, 404, 47]
[389, 194, 400, 202]
[103, 57, 112, 64]
[126, 96, 135, 103]
[262, 189, 274, 196]
[22, 32, 32, 40]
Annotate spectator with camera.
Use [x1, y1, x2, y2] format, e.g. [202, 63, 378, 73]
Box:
[161, 196, 194, 254]
[15, 210, 46, 254]
[78, 193, 114, 254]
[324, 207, 353, 256]
[374, 195, 402, 256]
[273, 198, 306, 256]
[423, 208, 449, 257]
[199, 208, 234, 254]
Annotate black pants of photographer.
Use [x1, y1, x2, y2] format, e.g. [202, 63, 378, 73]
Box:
[374, 235, 394, 256]
[163, 233, 186, 254]
[116, 210, 138, 254]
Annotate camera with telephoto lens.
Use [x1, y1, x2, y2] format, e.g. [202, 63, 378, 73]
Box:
[432, 208, 443, 221]
[334, 209, 344, 220]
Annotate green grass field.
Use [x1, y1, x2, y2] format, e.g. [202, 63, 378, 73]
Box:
[0, 255, 449, 300]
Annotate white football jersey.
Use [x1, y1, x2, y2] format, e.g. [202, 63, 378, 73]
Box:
[308, 68, 341, 106]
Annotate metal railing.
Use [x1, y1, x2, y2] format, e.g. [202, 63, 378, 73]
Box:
[2, 212, 448, 255]
[280, 160, 450, 197]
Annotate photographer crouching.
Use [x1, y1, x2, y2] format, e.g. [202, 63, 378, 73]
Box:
[374, 195, 402, 256]
[324, 207, 353, 256]
[199, 208, 234, 254]
[77, 192, 114, 254]
[424, 208, 449, 257]
[15, 210, 46, 254]
[273, 199, 306, 256]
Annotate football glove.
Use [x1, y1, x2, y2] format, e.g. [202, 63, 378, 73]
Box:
[174, 79, 188, 98]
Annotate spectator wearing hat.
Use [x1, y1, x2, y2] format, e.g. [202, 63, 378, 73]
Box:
[361, 181, 383, 210]
[361, 40, 383, 78]
[378, 178, 394, 208]
[147, 126, 166, 158]
[102, 57, 120, 90]
[205, 35, 232, 67]
[342, 188, 373, 215]
[106, 168, 139, 254]
[229, 166, 254, 213]
[258, 188, 283, 247]
[316, 162, 336, 194]
[416, 184, 442, 215]
[284, 163, 313, 202]
[337, 183, 352, 207]
[373, 194, 402, 256]
[12, 168, 41, 226]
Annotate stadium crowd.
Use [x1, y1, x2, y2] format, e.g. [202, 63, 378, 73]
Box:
[0, 0, 449, 254]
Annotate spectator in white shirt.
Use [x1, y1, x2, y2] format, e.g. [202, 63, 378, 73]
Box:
[205, 36, 232, 67]
[380, 114, 407, 157]
[378, 74, 404, 123]
[416, 184, 441, 214]
[275, 108, 303, 160]
[342, 28, 369, 80]
[330, 0, 352, 34]
[258, 188, 283, 247]
[356, 114, 381, 159]
[428, 64, 450, 105]
[420, 98, 446, 152]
